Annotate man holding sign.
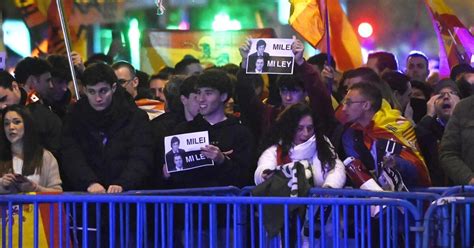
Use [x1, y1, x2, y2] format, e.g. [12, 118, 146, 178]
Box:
[237, 37, 335, 142]
[167, 69, 255, 188]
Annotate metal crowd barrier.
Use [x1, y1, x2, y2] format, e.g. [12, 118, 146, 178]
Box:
[0, 192, 423, 248]
[2, 186, 473, 248]
[439, 185, 474, 197]
[422, 196, 474, 248]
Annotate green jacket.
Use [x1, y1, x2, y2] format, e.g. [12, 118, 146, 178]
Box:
[440, 96, 474, 185]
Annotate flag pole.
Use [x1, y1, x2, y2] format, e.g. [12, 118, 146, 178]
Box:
[55, 0, 80, 100]
[323, 0, 333, 95]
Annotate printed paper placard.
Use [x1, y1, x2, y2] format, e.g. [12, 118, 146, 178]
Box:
[246, 38, 294, 75]
[164, 131, 214, 173]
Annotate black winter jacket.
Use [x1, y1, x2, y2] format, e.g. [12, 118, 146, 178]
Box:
[169, 114, 255, 188]
[60, 88, 153, 191]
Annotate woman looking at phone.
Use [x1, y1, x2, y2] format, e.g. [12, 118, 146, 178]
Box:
[0, 105, 62, 193]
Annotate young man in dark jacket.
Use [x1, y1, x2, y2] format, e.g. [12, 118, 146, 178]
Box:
[168, 69, 255, 188]
[61, 63, 153, 193]
[13, 57, 63, 155]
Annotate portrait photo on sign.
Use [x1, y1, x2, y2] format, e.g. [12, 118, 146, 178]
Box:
[246, 38, 294, 75]
[164, 131, 214, 173]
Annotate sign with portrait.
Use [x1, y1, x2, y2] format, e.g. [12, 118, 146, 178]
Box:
[246, 38, 294, 75]
[164, 131, 214, 173]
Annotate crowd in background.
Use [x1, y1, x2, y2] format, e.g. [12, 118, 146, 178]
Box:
[0, 36, 474, 196]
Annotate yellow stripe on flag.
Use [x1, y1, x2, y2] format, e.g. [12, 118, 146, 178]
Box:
[289, 0, 325, 47]
[289, 0, 363, 71]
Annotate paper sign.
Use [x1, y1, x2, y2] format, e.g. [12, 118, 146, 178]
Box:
[246, 38, 294, 75]
[164, 131, 214, 173]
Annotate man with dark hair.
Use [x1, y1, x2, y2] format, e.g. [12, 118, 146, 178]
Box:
[13, 57, 62, 154]
[45, 54, 76, 119]
[112, 60, 164, 119]
[417, 79, 460, 186]
[307, 53, 336, 72]
[410, 80, 432, 100]
[165, 136, 185, 170]
[340, 82, 431, 189]
[14, 57, 53, 103]
[174, 56, 203, 76]
[405, 51, 430, 82]
[382, 71, 416, 121]
[150, 75, 198, 186]
[247, 39, 270, 72]
[149, 72, 169, 102]
[254, 57, 265, 73]
[0, 71, 23, 109]
[165, 136, 186, 171]
[61, 63, 153, 193]
[251, 40, 270, 58]
[366, 51, 398, 75]
[169, 69, 255, 188]
[450, 63, 473, 81]
[111, 61, 140, 99]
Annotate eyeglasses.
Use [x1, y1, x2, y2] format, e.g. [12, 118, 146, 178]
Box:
[117, 78, 134, 86]
[341, 99, 367, 106]
[438, 91, 458, 98]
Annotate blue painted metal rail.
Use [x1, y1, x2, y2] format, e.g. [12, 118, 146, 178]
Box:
[0, 193, 423, 248]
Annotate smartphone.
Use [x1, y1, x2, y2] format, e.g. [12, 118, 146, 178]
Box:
[14, 174, 29, 183]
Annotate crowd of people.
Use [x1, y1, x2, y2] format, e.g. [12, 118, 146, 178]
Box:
[0, 37, 474, 197]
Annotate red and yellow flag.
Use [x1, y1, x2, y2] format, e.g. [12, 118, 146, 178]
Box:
[354, 101, 431, 187]
[424, 0, 474, 78]
[289, 0, 325, 47]
[289, 0, 363, 71]
[0, 192, 70, 247]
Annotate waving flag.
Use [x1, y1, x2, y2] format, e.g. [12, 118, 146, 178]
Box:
[289, 0, 325, 47]
[355, 100, 431, 187]
[289, 0, 362, 71]
[424, 0, 474, 77]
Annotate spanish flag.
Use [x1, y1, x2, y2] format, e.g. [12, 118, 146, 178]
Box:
[289, 0, 325, 48]
[424, 0, 474, 78]
[289, 0, 363, 71]
[0, 193, 70, 247]
[353, 100, 431, 187]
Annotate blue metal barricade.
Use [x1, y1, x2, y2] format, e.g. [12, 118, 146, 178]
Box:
[1, 194, 423, 248]
[242, 187, 439, 222]
[125, 186, 243, 196]
[422, 196, 474, 248]
[440, 185, 474, 197]
[409, 187, 450, 195]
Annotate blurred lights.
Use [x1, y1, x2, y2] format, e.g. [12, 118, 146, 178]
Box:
[212, 13, 241, 31]
[358, 22, 373, 38]
[128, 18, 140, 70]
[278, 0, 291, 25]
[178, 21, 190, 30]
[3, 20, 30, 57]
